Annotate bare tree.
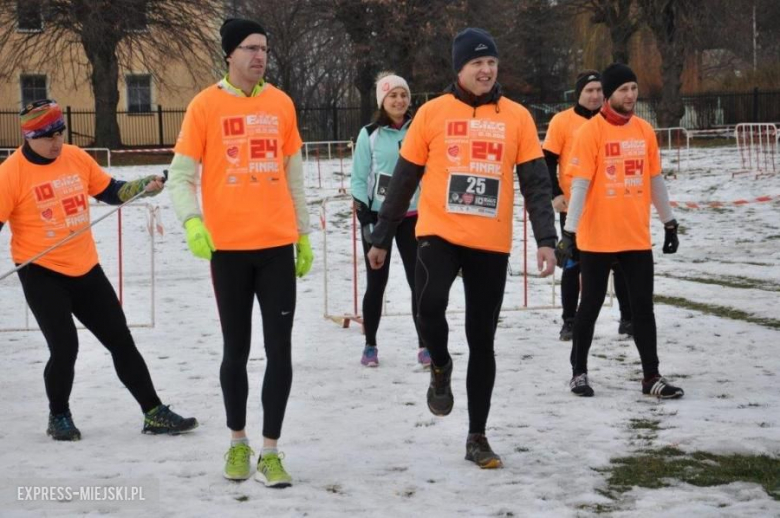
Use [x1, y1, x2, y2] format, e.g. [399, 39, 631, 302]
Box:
[324, 0, 466, 122]
[0, 0, 224, 148]
[566, 0, 642, 63]
[234, 0, 355, 108]
[638, 0, 700, 126]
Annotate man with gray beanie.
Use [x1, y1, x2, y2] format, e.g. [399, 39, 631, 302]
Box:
[556, 62, 684, 400]
[167, 18, 313, 487]
[367, 27, 557, 469]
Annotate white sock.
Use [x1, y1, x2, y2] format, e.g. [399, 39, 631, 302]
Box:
[261, 447, 278, 457]
[231, 437, 249, 447]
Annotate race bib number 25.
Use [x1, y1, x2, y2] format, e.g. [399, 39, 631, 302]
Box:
[446, 173, 500, 217]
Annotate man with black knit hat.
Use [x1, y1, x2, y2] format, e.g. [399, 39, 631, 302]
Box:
[556, 62, 684, 400]
[367, 27, 557, 469]
[544, 71, 633, 341]
[167, 18, 313, 487]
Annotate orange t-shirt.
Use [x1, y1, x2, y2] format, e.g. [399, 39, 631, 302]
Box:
[543, 107, 587, 201]
[400, 94, 543, 253]
[0, 145, 112, 276]
[567, 114, 661, 252]
[174, 84, 302, 250]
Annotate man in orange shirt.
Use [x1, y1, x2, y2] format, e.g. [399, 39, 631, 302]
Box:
[167, 18, 312, 487]
[367, 28, 557, 469]
[543, 71, 633, 341]
[0, 99, 198, 441]
[556, 63, 683, 399]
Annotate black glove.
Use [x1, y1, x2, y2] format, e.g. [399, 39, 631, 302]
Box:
[555, 230, 578, 269]
[662, 219, 679, 254]
[354, 199, 378, 227]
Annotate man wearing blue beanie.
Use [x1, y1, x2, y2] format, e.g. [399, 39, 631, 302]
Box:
[367, 27, 557, 469]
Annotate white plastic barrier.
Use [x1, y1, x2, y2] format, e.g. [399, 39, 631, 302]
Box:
[654, 127, 690, 178]
[319, 194, 571, 329]
[0, 203, 160, 332]
[734, 123, 778, 178]
[302, 140, 353, 192]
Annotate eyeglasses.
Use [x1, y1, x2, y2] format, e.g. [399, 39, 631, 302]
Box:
[235, 45, 268, 54]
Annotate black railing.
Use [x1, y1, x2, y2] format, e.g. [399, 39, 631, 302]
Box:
[2, 90, 779, 148]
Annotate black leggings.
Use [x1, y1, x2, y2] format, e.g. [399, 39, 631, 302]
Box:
[571, 250, 659, 378]
[210, 246, 295, 439]
[360, 215, 421, 347]
[415, 236, 508, 435]
[17, 264, 161, 415]
[559, 212, 631, 322]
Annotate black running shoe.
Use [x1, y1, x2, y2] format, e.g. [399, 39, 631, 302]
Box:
[559, 319, 574, 341]
[465, 434, 503, 469]
[47, 411, 81, 441]
[427, 359, 453, 416]
[569, 373, 595, 397]
[142, 405, 199, 435]
[618, 319, 634, 337]
[642, 376, 684, 399]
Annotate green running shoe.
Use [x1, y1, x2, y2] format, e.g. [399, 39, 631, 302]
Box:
[255, 452, 292, 488]
[223, 443, 254, 480]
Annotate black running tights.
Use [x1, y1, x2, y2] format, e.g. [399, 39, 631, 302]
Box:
[415, 236, 508, 434]
[211, 246, 295, 439]
[18, 264, 161, 415]
[360, 215, 422, 347]
[570, 250, 659, 378]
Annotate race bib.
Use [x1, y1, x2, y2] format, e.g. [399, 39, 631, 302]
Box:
[446, 173, 500, 217]
[375, 172, 392, 200]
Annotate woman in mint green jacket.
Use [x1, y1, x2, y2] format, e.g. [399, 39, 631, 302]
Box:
[350, 72, 426, 369]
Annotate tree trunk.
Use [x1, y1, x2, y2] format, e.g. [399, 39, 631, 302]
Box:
[656, 43, 685, 127]
[355, 61, 377, 128]
[90, 53, 122, 148]
[641, 0, 692, 128]
[610, 25, 633, 63]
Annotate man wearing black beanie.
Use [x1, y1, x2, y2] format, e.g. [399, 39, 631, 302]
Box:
[167, 18, 313, 487]
[367, 27, 557, 469]
[543, 71, 633, 342]
[556, 63, 684, 400]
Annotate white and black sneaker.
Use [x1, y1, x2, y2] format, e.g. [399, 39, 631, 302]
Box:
[642, 376, 684, 399]
[569, 373, 594, 397]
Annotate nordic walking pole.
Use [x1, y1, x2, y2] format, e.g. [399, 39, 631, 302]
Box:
[0, 170, 167, 282]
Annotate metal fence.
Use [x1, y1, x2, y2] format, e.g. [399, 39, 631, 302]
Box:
[2, 90, 779, 148]
[526, 89, 780, 131]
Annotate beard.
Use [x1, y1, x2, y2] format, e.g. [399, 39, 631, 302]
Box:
[610, 98, 635, 116]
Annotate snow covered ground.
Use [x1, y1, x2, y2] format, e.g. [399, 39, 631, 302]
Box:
[0, 144, 779, 517]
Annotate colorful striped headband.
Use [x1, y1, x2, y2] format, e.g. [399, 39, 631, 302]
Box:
[20, 99, 66, 139]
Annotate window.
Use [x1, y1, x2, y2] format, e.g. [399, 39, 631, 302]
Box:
[127, 74, 152, 113]
[17, 0, 43, 32]
[21, 75, 48, 107]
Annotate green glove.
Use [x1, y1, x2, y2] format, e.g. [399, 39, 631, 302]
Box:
[295, 234, 314, 278]
[117, 175, 161, 202]
[184, 217, 215, 260]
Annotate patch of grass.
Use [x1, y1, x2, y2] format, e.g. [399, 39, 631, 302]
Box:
[658, 273, 780, 292]
[654, 295, 780, 330]
[601, 448, 780, 500]
[629, 419, 661, 431]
